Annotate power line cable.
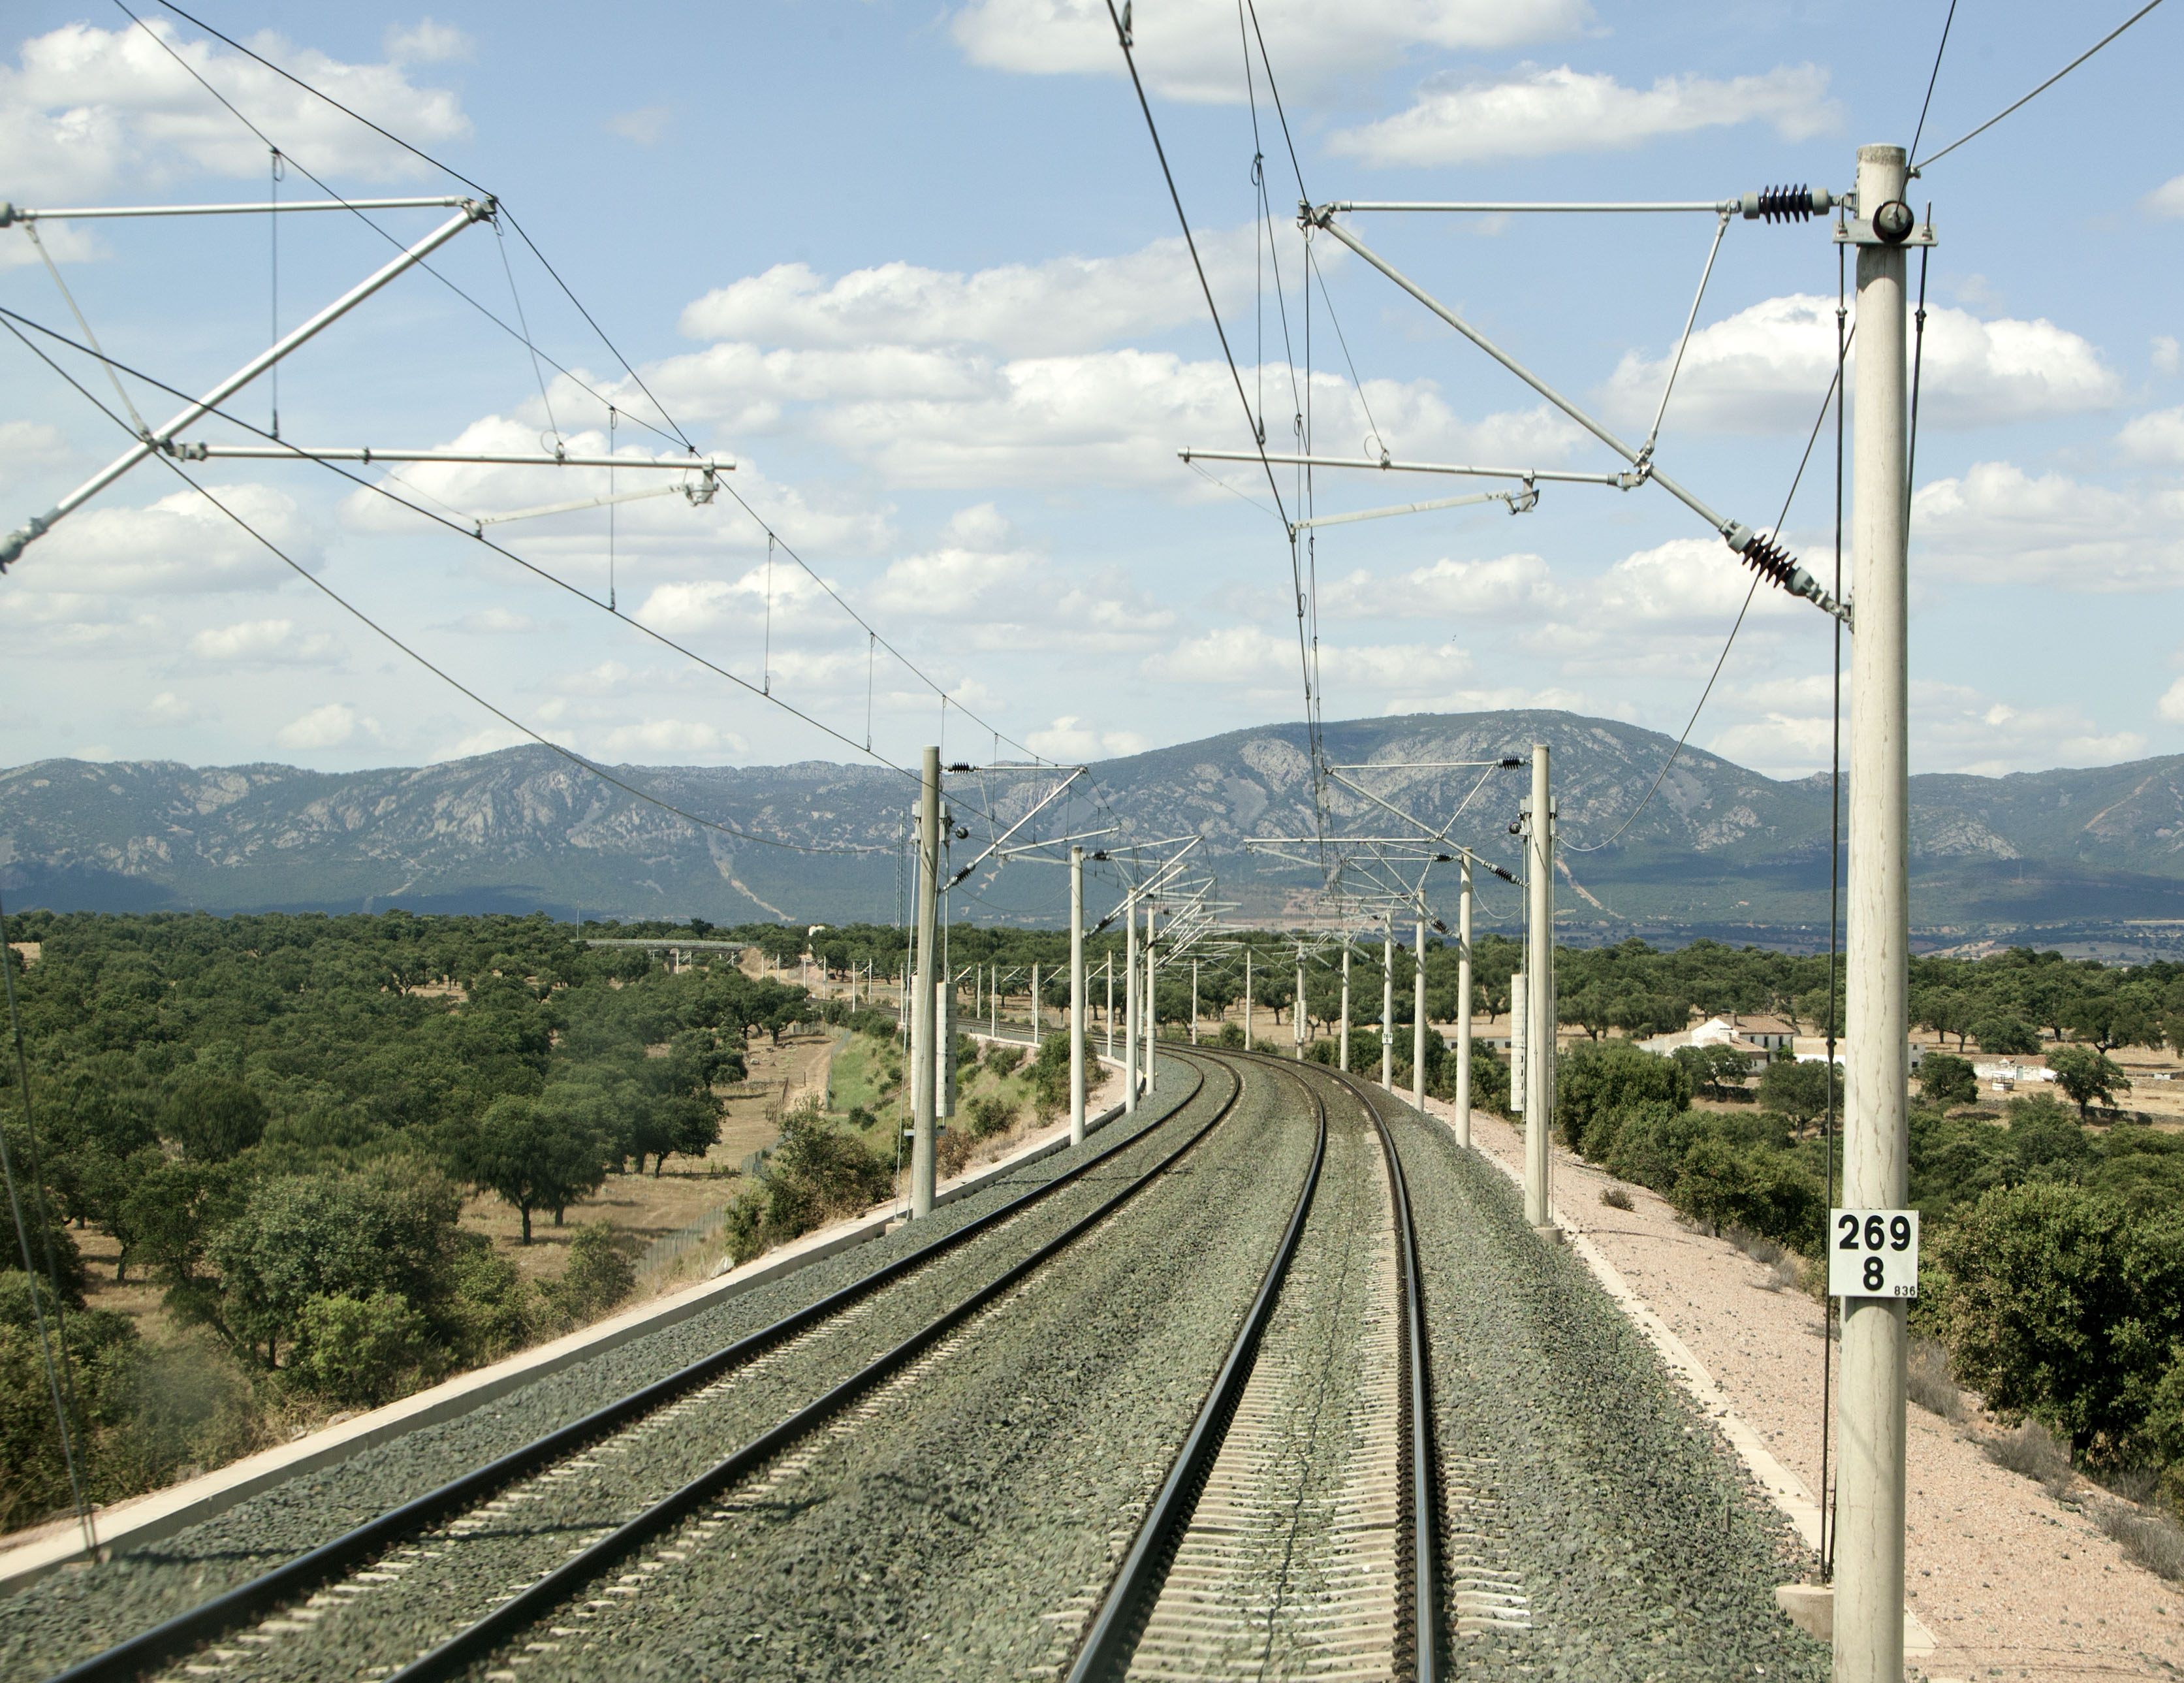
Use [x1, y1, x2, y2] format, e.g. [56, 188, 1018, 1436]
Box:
[1908, 0, 1960, 163]
[143, 0, 694, 448]
[103, 1, 1097, 865]
[1912, 0, 2168, 171]
[1564, 325, 1855, 854]
[115, 1, 692, 454]
[0, 314, 894, 855]
[0, 303, 1010, 789]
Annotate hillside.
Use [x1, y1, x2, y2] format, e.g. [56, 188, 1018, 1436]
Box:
[7, 710, 2184, 950]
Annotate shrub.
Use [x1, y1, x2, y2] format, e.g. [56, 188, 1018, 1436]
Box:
[293, 1289, 435, 1409]
[1984, 1419, 2074, 1497]
[1669, 1135, 1825, 1251]
[1557, 1041, 1689, 1160]
[1215, 1021, 1246, 1050]
[444, 1234, 537, 1364]
[1601, 1100, 1709, 1193]
[1920, 1051, 1980, 1110]
[1937, 1181, 2184, 1460]
[2095, 1501, 2184, 1581]
[545, 1221, 637, 1325]
[965, 1093, 1016, 1140]
[1908, 1337, 1966, 1422]
[1599, 1183, 1634, 1211]
[721, 1100, 894, 1268]
[983, 1044, 1024, 1078]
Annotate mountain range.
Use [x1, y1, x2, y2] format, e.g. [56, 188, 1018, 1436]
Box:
[7, 710, 2184, 955]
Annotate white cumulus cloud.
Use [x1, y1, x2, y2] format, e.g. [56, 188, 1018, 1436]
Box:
[1912, 462, 2184, 591]
[18, 483, 319, 596]
[2119, 407, 2184, 465]
[276, 701, 373, 750]
[0, 21, 472, 207]
[382, 18, 473, 63]
[605, 104, 671, 145]
[947, 0, 1589, 103]
[1329, 63, 1836, 166]
[187, 617, 334, 664]
[678, 227, 1267, 359]
[2145, 174, 2184, 219]
[1026, 716, 1150, 760]
[1598, 294, 2120, 435]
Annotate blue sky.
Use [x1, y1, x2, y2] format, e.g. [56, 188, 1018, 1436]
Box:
[2, 0, 2180, 784]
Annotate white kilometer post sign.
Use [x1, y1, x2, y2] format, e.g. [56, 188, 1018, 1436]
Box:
[1828, 1208, 1920, 1299]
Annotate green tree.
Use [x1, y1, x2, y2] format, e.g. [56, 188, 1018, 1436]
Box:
[451, 1097, 608, 1243]
[1974, 1016, 2042, 1055]
[294, 1290, 434, 1408]
[1555, 1041, 1690, 1162]
[2049, 1046, 2130, 1121]
[1756, 1058, 1841, 1133]
[1935, 1182, 2184, 1460]
[1672, 1043, 1753, 1102]
[1918, 1051, 1979, 1110]
[165, 1077, 268, 1162]
[200, 1167, 458, 1368]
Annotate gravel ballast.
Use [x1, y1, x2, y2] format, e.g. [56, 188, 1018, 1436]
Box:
[1359, 1078, 1830, 1682]
[0, 1061, 1214, 1683]
[465, 1051, 1319, 1682]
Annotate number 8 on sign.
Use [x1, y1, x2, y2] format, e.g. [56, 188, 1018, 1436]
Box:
[1828, 1207, 1920, 1299]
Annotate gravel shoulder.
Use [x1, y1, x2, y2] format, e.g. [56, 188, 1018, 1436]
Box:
[1434, 1093, 2184, 1683]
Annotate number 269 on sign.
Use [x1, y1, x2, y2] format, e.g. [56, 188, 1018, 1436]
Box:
[1828, 1208, 1920, 1299]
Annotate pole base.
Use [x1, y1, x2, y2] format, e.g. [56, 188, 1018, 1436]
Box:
[1773, 1584, 1830, 1641]
[1531, 1223, 1564, 1244]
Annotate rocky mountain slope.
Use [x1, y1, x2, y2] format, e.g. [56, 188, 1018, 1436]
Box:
[7, 711, 2184, 946]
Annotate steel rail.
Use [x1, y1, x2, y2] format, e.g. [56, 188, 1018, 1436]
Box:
[383, 1049, 1245, 1682]
[1327, 1062, 1447, 1682]
[46, 1065, 1209, 1683]
[1064, 1052, 1329, 1682]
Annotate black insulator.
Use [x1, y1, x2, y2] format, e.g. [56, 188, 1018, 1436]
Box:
[1756, 184, 1814, 224]
[1740, 533, 1798, 588]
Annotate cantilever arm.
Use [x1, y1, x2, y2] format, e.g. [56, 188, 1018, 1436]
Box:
[1303, 208, 1846, 624]
[1, 200, 492, 570]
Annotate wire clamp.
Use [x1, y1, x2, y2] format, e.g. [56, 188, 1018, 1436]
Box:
[1833, 208, 1937, 248]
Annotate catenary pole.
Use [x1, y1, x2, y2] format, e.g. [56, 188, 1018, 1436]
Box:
[1191, 958, 1199, 1045]
[1340, 942, 1352, 1073]
[1837, 141, 1913, 1683]
[1525, 743, 1555, 1232]
[1382, 921, 1395, 1090]
[1142, 902, 1157, 1096]
[1295, 945, 1308, 1061]
[1070, 847, 1087, 1146]
[1245, 944, 1255, 1048]
[1030, 963, 1041, 1048]
[1412, 907, 1428, 1111]
[1104, 952, 1114, 1061]
[1124, 896, 1139, 1115]
[910, 748, 941, 1218]
[1456, 856, 1474, 1149]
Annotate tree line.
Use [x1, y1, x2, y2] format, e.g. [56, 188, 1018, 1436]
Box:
[0, 908, 831, 1532]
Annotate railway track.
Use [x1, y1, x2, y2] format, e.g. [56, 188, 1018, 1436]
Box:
[43, 1054, 1240, 1683]
[1063, 1053, 1439, 1683]
[23, 1046, 1831, 1683]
